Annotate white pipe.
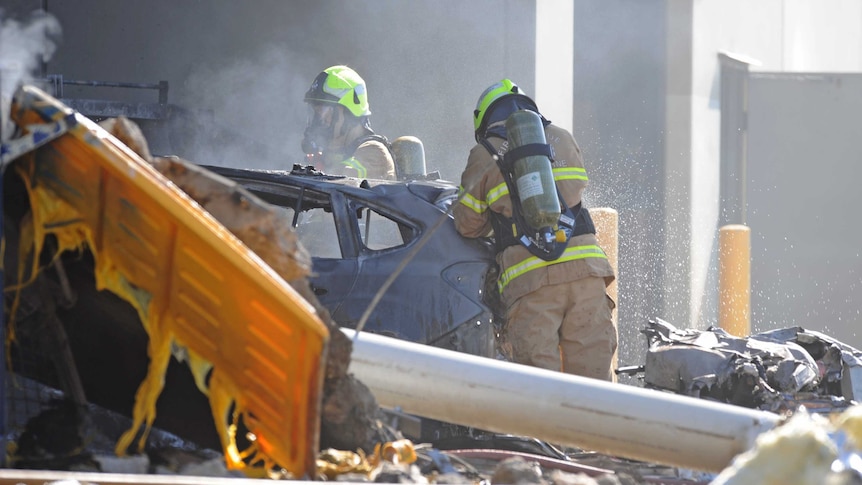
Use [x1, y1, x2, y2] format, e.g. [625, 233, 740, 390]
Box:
[345, 329, 781, 473]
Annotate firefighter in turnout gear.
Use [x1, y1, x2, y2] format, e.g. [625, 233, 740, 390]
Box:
[453, 79, 617, 381]
[302, 65, 396, 180]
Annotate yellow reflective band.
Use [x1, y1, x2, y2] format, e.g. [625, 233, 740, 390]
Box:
[459, 191, 487, 214]
[553, 166, 588, 181]
[342, 157, 367, 178]
[484, 168, 586, 207]
[497, 245, 607, 293]
[486, 182, 509, 205]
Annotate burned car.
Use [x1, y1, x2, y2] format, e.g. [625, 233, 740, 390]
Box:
[205, 164, 503, 359]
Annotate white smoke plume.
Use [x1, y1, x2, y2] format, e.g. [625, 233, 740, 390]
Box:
[0, 9, 62, 141]
[178, 45, 305, 169]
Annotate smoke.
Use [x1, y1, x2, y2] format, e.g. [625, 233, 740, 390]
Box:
[176, 45, 306, 169]
[0, 9, 62, 141]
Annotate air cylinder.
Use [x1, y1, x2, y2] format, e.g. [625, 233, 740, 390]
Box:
[391, 136, 426, 180]
[505, 110, 560, 231]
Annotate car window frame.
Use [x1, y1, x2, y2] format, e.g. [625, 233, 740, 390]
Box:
[226, 177, 360, 259]
[344, 196, 419, 256]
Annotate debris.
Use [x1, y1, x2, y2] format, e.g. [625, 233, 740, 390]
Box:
[149, 155, 312, 282]
[638, 318, 861, 414]
[13, 399, 86, 469]
[345, 327, 779, 473]
[491, 456, 547, 485]
[91, 454, 149, 475]
[5, 85, 329, 478]
[711, 408, 837, 484]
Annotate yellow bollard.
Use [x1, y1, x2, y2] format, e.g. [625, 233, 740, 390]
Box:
[590, 208, 619, 380]
[719, 224, 751, 336]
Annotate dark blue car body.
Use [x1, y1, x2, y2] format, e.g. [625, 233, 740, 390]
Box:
[206, 164, 502, 359]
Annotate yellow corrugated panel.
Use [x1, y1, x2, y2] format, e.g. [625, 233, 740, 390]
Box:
[9, 86, 329, 479]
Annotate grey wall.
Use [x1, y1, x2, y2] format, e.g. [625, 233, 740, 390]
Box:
[672, 0, 862, 332]
[23, 0, 535, 180]
[573, 0, 667, 368]
[747, 73, 862, 348]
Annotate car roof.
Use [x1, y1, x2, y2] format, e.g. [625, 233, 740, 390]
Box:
[204, 164, 459, 207]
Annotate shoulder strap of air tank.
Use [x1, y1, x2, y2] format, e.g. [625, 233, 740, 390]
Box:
[503, 143, 553, 165]
[479, 137, 500, 160]
[477, 136, 517, 252]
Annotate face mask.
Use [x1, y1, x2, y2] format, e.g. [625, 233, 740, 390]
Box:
[302, 103, 336, 155]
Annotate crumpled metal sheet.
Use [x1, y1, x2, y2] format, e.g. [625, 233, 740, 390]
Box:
[641, 319, 862, 413]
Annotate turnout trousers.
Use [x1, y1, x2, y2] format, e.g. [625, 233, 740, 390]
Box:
[505, 275, 617, 381]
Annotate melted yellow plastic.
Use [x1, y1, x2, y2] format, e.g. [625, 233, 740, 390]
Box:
[315, 440, 418, 481]
[8, 86, 329, 478]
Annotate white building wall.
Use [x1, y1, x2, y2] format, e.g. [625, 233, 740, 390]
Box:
[535, 0, 574, 133]
[667, 0, 862, 327]
[662, 1, 693, 326]
[782, 0, 862, 72]
[687, 0, 785, 326]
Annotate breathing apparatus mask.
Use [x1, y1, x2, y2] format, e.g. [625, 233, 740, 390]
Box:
[301, 102, 337, 157]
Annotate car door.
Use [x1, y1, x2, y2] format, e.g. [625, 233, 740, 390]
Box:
[335, 192, 490, 343]
[291, 189, 359, 316]
[203, 168, 361, 315]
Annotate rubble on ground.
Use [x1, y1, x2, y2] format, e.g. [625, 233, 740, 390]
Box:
[636, 318, 862, 415]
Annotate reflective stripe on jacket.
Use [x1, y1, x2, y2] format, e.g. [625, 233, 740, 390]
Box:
[497, 244, 607, 293]
[460, 166, 589, 214]
[341, 157, 368, 178]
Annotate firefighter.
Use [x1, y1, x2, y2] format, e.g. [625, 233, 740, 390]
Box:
[453, 79, 618, 381]
[301, 65, 396, 180]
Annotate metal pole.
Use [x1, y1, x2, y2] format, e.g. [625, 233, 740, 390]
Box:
[346, 328, 780, 473]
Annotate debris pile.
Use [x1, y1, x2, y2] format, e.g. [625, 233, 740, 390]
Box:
[637, 318, 862, 415]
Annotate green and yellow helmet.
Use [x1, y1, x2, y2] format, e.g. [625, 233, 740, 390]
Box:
[304, 65, 371, 118]
[473, 79, 538, 138]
